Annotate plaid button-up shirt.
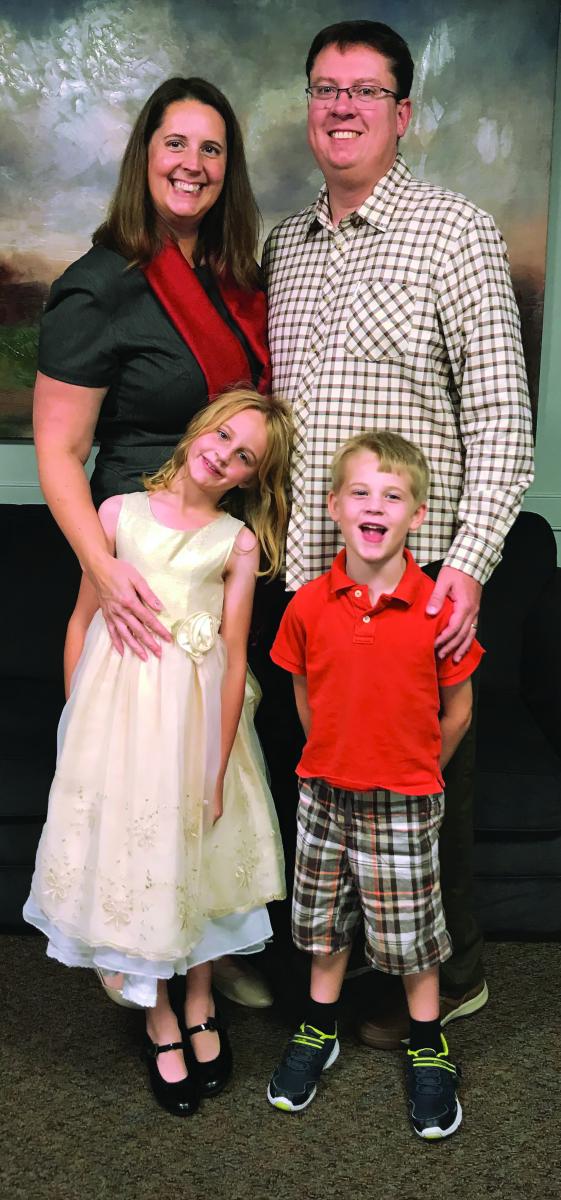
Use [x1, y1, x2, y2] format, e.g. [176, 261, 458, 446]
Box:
[262, 154, 534, 591]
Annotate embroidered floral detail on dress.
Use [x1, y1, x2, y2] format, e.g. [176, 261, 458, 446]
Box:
[172, 612, 220, 662]
[70, 785, 99, 833]
[234, 844, 260, 889]
[44, 864, 71, 903]
[134, 808, 157, 848]
[176, 883, 196, 931]
[102, 890, 133, 928]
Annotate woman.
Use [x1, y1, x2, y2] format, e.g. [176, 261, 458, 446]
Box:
[34, 76, 274, 1009]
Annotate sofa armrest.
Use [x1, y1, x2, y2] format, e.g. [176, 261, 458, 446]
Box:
[522, 567, 561, 759]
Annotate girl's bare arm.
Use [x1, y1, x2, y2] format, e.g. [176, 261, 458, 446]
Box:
[214, 528, 260, 820]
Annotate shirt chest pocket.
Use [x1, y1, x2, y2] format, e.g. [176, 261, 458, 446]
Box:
[345, 280, 416, 362]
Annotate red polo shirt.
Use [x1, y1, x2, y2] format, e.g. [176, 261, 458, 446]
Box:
[271, 549, 483, 794]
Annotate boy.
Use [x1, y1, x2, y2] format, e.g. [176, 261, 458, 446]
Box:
[267, 431, 483, 1139]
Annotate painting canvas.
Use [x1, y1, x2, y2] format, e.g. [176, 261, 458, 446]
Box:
[0, 0, 558, 437]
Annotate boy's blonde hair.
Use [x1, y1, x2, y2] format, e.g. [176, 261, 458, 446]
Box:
[330, 430, 430, 505]
[145, 388, 293, 578]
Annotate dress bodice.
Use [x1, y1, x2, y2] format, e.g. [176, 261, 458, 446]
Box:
[116, 491, 243, 627]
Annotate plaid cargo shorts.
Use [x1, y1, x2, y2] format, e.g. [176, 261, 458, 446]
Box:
[292, 778, 452, 975]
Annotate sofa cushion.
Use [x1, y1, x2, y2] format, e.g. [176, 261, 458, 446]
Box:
[474, 832, 561, 876]
[478, 511, 557, 692]
[0, 678, 64, 819]
[475, 691, 561, 834]
[474, 876, 561, 936]
[0, 505, 80, 682]
[0, 868, 37, 932]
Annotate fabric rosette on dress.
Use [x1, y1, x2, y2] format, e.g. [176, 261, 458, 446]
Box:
[172, 611, 220, 661]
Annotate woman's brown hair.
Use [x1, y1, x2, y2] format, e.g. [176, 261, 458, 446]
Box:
[93, 77, 261, 289]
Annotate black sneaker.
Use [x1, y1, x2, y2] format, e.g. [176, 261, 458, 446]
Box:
[267, 1022, 340, 1112]
[406, 1033, 462, 1139]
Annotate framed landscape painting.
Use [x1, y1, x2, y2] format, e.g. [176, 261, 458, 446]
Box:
[0, 0, 558, 436]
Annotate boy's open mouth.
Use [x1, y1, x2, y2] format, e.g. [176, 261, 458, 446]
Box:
[359, 522, 387, 544]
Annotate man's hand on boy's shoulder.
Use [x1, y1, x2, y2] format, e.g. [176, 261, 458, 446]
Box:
[426, 566, 482, 663]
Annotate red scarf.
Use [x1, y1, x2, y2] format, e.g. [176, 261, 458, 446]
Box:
[143, 242, 271, 397]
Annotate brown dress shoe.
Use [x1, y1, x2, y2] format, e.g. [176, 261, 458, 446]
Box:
[357, 988, 409, 1050]
[357, 979, 489, 1050]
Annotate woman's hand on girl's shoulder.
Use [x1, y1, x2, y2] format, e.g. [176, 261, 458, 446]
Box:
[92, 494, 171, 660]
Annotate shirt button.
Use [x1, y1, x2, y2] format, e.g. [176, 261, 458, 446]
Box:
[362, 615, 371, 624]
[354, 589, 362, 598]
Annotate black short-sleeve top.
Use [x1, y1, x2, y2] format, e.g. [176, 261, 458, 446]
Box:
[38, 245, 261, 507]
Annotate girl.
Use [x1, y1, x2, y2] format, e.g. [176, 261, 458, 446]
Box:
[24, 388, 292, 1118]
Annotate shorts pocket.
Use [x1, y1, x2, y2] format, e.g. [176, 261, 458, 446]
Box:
[426, 791, 445, 829]
[345, 280, 416, 361]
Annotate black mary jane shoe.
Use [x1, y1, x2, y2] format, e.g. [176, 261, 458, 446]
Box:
[186, 1016, 233, 1098]
[144, 1035, 200, 1117]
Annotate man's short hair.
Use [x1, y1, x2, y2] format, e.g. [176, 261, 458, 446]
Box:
[330, 431, 430, 505]
[305, 20, 414, 101]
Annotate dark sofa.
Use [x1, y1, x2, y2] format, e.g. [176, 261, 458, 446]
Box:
[474, 509, 561, 935]
[1, 504, 560, 936]
[0, 505, 80, 927]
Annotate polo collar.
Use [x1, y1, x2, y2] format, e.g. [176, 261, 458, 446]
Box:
[329, 546, 423, 608]
[306, 153, 412, 237]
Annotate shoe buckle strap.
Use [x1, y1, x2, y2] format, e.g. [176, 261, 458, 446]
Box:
[148, 1040, 186, 1058]
[186, 1017, 219, 1036]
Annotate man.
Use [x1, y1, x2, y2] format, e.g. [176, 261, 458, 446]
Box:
[261, 19, 534, 1047]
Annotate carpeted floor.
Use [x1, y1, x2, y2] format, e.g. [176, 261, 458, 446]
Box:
[1, 935, 560, 1200]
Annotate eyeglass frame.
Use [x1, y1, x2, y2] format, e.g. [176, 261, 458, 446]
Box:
[305, 83, 400, 106]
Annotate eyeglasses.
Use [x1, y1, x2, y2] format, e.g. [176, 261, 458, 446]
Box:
[306, 84, 400, 106]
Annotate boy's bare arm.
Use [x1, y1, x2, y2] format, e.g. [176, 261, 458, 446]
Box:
[293, 673, 311, 738]
[438, 678, 473, 769]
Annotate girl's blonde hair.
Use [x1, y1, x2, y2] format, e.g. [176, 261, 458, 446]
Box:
[145, 389, 293, 578]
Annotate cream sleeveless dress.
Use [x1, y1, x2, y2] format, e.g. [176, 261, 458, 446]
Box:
[24, 492, 285, 1006]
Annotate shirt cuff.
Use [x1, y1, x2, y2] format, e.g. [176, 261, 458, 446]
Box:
[443, 532, 502, 586]
[270, 647, 305, 674]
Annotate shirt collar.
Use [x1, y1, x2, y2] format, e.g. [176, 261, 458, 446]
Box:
[306, 152, 412, 237]
[329, 546, 423, 608]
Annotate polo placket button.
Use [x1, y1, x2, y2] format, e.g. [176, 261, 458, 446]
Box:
[362, 615, 371, 624]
